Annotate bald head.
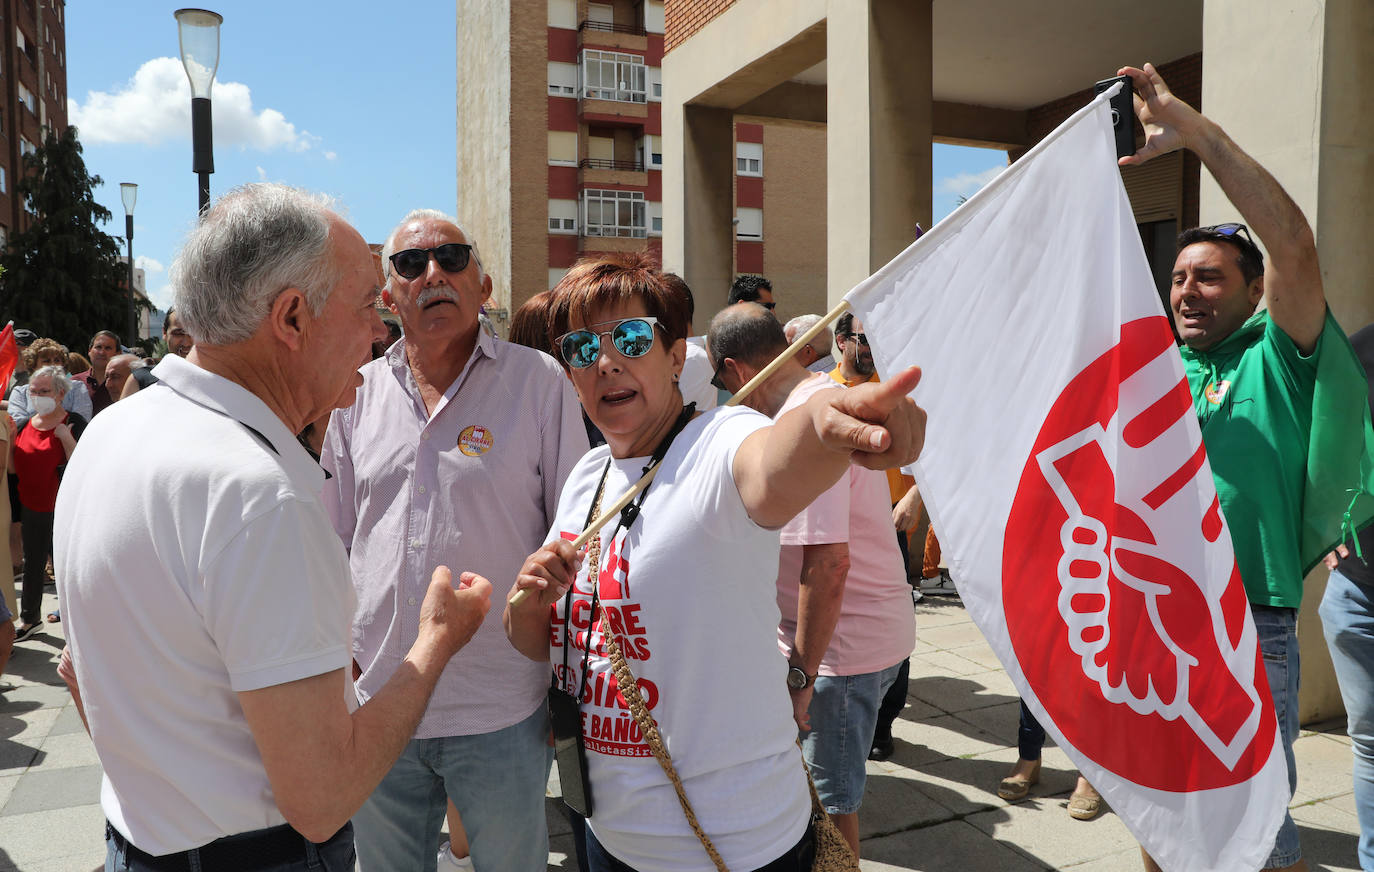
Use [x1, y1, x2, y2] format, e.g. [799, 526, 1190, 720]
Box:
[708, 303, 789, 370]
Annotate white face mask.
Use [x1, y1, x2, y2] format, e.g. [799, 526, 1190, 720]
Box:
[31, 395, 57, 415]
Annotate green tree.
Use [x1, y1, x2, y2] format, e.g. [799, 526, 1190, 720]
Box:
[0, 126, 132, 350]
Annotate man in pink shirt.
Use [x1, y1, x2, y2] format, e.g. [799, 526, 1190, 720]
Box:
[321, 209, 587, 871]
[708, 303, 915, 857]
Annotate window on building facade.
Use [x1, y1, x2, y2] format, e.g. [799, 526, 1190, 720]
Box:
[18, 84, 34, 114]
[582, 189, 646, 238]
[581, 50, 646, 103]
[549, 198, 579, 234]
[0, 226, 8, 251]
[735, 208, 763, 240]
[548, 61, 577, 96]
[736, 141, 763, 177]
[20, 137, 35, 158]
[0, 166, 7, 193]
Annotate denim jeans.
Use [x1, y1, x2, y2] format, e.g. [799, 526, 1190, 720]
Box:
[105, 822, 354, 871]
[585, 818, 815, 872]
[353, 705, 552, 872]
[1253, 604, 1302, 868]
[1016, 699, 1047, 761]
[1321, 569, 1374, 870]
[803, 661, 904, 814]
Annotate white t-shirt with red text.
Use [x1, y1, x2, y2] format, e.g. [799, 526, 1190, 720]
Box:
[546, 406, 810, 871]
[775, 375, 916, 675]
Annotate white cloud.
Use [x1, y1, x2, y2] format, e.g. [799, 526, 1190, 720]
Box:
[69, 57, 323, 154]
[148, 283, 174, 311]
[256, 165, 268, 181]
[324, 151, 337, 161]
[936, 166, 1004, 197]
[135, 256, 164, 273]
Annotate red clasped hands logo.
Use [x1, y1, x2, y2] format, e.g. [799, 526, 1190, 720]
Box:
[1004, 316, 1275, 791]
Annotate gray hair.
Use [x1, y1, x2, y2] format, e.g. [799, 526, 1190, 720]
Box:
[30, 365, 72, 399]
[171, 183, 341, 345]
[380, 208, 485, 289]
[784, 314, 832, 355]
[109, 353, 142, 370]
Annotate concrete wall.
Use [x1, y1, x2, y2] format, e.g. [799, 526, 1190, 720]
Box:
[456, 0, 514, 319]
[510, 2, 551, 320]
[760, 119, 828, 324]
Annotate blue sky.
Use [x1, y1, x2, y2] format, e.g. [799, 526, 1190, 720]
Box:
[67, 3, 1003, 314]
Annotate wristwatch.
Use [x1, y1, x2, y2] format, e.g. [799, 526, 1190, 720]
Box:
[786, 665, 815, 690]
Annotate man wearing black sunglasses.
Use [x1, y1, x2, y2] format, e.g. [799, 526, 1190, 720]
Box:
[321, 209, 587, 872]
[728, 273, 776, 312]
[1121, 64, 1373, 872]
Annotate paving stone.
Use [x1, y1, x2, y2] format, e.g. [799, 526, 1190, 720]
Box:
[860, 819, 1049, 871]
[0, 803, 106, 868]
[1296, 733, 1364, 803]
[2, 764, 102, 814]
[913, 605, 976, 629]
[943, 700, 1023, 746]
[907, 670, 1019, 714]
[35, 730, 99, 770]
[918, 622, 990, 653]
[48, 703, 86, 737]
[1293, 817, 1362, 871]
[965, 792, 1137, 869]
[859, 770, 953, 838]
[0, 773, 17, 811]
[1059, 846, 1149, 870]
[917, 649, 999, 677]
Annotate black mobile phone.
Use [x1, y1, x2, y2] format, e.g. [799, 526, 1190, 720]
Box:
[548, 687, 593, 817]
[1094, 75, 1136, 160]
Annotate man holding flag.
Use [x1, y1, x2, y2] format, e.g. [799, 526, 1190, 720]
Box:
[1118, 60, 1371, 872]
[840, 54, 1373, 869]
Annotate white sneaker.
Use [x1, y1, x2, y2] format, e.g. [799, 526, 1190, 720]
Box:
[436, 845, 475, 871]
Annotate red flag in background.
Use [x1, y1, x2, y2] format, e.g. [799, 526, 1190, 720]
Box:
[0, 323, 18, 394]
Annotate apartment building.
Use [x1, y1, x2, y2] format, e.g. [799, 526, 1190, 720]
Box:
[0, 0, 67, 251]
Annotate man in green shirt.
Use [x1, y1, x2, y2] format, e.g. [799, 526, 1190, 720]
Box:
[1121, 62, 1335, 872]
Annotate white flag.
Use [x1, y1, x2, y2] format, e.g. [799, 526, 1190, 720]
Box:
[845, 89, 1288, 872]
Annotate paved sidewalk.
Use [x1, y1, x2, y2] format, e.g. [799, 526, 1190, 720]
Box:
[1, 587, 1362, 870]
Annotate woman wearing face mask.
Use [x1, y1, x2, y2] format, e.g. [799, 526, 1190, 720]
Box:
[10, 365, 85, 642]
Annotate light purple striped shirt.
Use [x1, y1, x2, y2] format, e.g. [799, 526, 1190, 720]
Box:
[322, 332, 587, 737]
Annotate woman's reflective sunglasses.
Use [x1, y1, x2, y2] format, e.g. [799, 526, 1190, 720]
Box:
[388, 243, 474, 281]
[556, 317, 660, 369]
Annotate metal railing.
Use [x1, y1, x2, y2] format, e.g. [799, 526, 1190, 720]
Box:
[579, 158, 646, 173]
[578, 20, 646, 36]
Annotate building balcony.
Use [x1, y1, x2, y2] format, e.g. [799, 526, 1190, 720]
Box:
[578, 19, 647, 52]
[580, 159, 647, 188]
[579, 96, 648, 123]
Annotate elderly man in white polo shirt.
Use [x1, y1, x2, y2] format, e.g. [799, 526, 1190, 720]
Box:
[322, 208, 587, 871]
[53, 184, 493, 872]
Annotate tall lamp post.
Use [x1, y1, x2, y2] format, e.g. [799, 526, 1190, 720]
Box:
[174, 9, 222, 214]
[120, 182, 137, 343]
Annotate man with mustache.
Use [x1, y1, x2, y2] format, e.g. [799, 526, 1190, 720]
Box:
[321, 209, 586, 871]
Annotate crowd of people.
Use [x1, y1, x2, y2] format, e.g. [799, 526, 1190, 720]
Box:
[0, 62, 1369, 872]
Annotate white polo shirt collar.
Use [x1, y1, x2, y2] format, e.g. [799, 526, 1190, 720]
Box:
[151, 354, 324, 493]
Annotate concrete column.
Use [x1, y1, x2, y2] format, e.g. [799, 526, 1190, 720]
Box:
[825, 0, 933, 305]
[674, 105, 736, 317]
[1202, 0, 1374, 724]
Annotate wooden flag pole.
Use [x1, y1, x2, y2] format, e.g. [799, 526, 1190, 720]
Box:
[508, 297, 853, 608]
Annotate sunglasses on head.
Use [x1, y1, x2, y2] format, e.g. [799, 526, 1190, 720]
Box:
[1202, 222, 1254, 244]
[556, 317, 660, 369]
[388, 243, 473, 281]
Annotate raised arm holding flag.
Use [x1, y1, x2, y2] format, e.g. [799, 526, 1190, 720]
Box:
[1120, 61, 1374, 872]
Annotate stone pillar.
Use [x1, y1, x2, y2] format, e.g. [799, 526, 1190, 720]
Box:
[825, 0, 933, 305]
[669, 104, 736, 317]
[1201, 0, 1374, 724]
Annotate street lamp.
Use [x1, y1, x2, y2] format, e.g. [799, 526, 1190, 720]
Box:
[120, 182, 137, 343]
[174, 8, 222, 214]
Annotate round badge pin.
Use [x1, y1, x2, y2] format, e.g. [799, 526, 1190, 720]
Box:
[458, 424, 494, 457]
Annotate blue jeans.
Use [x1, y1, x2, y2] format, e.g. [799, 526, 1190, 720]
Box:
[1016, 699, 1047, 761]
[1253, 604, 1302, 868]
[353, 705, 553, 872]
[105, 822, 355, 871]
[803, 661, 904, 814]
[1321, 569, 1374, 870]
